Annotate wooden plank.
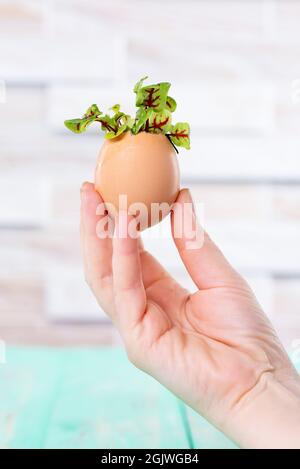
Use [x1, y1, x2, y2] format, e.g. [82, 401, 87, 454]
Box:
[1, 348, 299, 449]
[2, 1, 300, 87]
[1, 268, 299, 350]
[0, 347, 189, 449]
[48, 6, 120, 83]
[14, 219, 287, 280]
[74, 0, 267, 46]
[276, 1, 300, 45]
[180, 136, 300, 182]
[0, 274, 44, 327]
[44, 348, 189, 449]
[0, 179, 51, 228]
[3, 132, 300, 182]
[0, 2, 116, 83]
[143, 218, 300, 274]
[0, 347, 63, 449]
[45, 265, 107, 322]
[0, 88, 298, 181]
[0, 325, 118, 347]
[1, 220, 300, 325]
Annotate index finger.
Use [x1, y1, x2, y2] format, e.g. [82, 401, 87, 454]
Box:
[112, 211, 147, 333]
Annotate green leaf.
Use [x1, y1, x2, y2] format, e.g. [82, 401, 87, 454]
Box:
[64, 103, 102, 133]
[108, 105, 133, 128]
[166, 96, 177, 112]
[122, 114, 135, 129]
[169, 122, 190, 149]
[114, 111, 129, 124]
[64, 116, 96, 134]
[109, 104, 121, 113]
[147, 109, 172, 134]
[64, 118, 83, 133]
[96, 114, 117, 134]
[135, 81, 171, 112]
[132, 108, 149, 134]
[64, 77, 191, 150]
[105, 124, 127, 140]
[133, 76, 148, 94]
[84, 104, 101, 118]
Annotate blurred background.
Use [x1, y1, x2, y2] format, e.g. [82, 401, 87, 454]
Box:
[1, 0, 300, 352]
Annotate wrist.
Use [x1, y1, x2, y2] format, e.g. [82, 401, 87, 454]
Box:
[226, 373, 300, 449]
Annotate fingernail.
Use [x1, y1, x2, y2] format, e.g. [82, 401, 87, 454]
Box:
[173, 188, 194, 216]
[80, 181, 90, 193]
[80, 182, 90, 204]
[184, 188, 195, 210]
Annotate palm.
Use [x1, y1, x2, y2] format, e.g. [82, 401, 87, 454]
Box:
[134, 251, 283, 424]
[81, 183, 296, 433]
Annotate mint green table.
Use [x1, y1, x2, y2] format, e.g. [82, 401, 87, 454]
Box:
[2, 346, 285, 449]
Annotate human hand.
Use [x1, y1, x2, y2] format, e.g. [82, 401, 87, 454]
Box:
[80, 182, 300, 448]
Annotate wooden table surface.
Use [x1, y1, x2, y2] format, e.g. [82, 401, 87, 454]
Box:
[0, 346, 239, 449]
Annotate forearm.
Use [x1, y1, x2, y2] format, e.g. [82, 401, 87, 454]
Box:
[227, 374, 300, 449]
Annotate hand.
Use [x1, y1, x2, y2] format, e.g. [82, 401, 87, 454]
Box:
[80, 182, 300, 448]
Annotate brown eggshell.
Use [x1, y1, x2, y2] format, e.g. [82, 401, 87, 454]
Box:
[94, 131, 180, 230]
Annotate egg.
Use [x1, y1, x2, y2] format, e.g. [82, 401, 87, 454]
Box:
[94, 131, 180, 230]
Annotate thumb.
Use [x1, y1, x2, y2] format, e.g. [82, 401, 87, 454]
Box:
[171, 189, 242, 289]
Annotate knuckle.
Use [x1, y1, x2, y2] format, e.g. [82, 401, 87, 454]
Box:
[98, 274, 113, 290]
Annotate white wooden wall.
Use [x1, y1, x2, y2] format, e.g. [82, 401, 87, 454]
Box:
[0, 0, 300, 349]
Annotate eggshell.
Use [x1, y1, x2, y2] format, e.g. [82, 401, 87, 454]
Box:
[94, 131, 180, 230]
